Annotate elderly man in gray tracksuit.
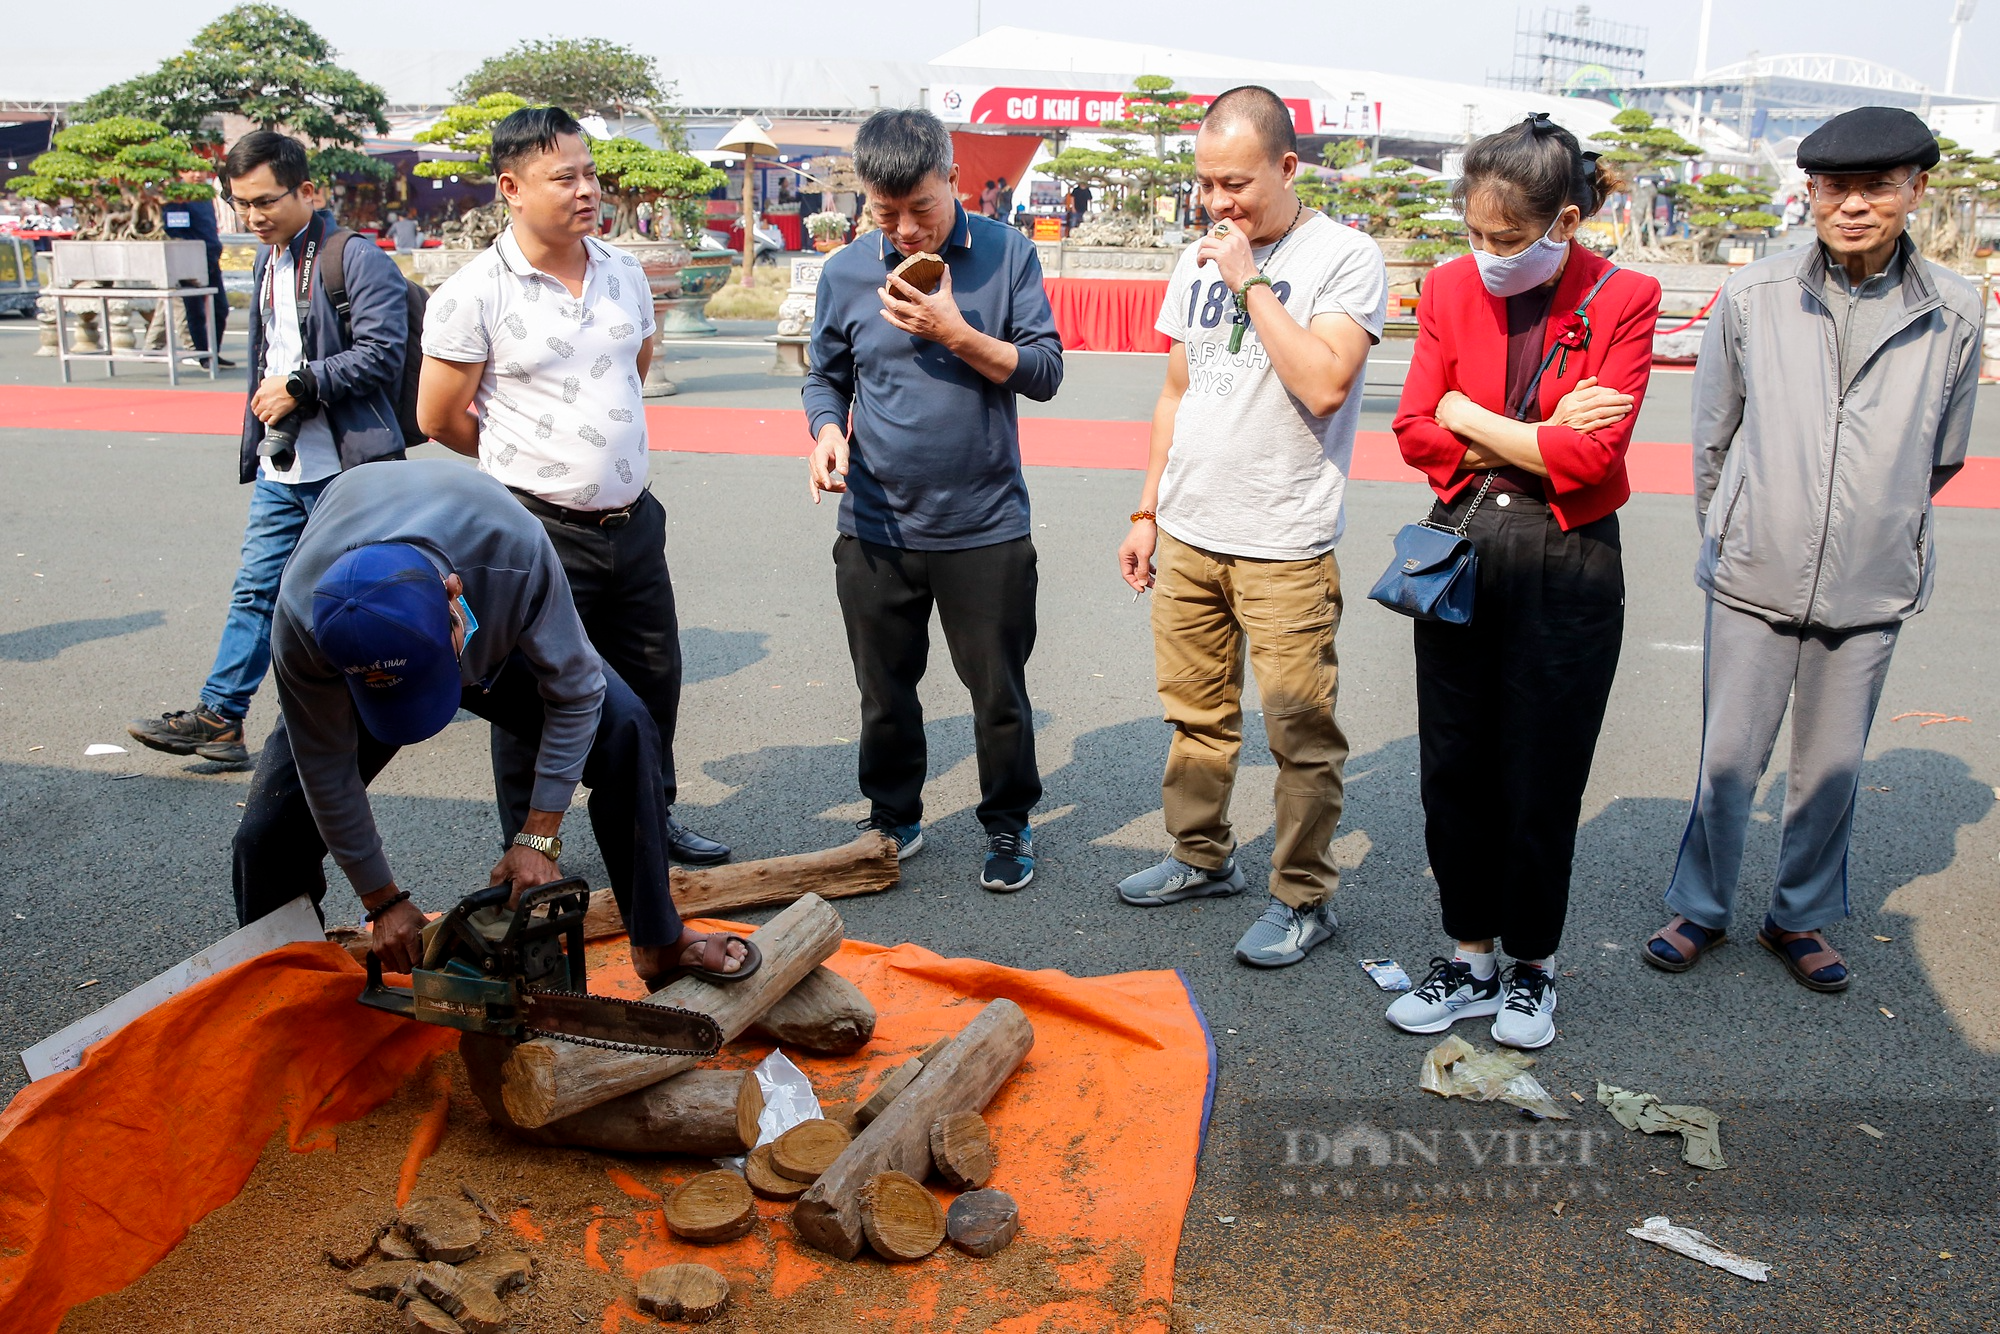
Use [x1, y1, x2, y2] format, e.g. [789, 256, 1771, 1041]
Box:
[1645, 107, 1983, 993]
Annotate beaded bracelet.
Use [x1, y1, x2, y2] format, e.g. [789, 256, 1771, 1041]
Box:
[364, 889, 412, 923]
[1130, 510, 1157, 523]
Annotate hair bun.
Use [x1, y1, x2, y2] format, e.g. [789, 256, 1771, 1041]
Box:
[1525, 112, 1559, 135]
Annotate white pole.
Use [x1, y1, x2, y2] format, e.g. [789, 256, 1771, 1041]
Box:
[1694, 0, 1714, 78]
[1948, 23, 1964, 92]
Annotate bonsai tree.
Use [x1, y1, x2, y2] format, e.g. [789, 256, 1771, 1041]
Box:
[1098, 75, 1202, 219]
[8, 117, 212, 239]
[1919, 134, 2000, 266]
[1678, 172, 1781, 247]
[592, 135, 724, 238]
[1590, 108, 1700, 250]
[73, 4, 389, 182]
[412, 93, 528, 183]
[1300, 157, 1466, 260]
[455, 37, 688, 149]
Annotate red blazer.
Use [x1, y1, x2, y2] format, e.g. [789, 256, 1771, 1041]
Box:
[1393, 244, 1662, 530]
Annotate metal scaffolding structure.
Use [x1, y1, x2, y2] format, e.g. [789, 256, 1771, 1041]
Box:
[1491, 5, 1648, 96]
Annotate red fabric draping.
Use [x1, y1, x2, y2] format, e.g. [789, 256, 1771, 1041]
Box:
[763, 212, 803, 250]
[951, 133, 1044, 216]
[1042, 276, 1173, 353]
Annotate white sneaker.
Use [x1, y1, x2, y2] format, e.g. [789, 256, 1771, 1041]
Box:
[1385, 956, 1503, 1034]
[1490, 963, 1557, 1050]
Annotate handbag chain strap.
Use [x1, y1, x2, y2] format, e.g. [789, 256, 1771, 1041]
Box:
[1450, 471, 1498, 535]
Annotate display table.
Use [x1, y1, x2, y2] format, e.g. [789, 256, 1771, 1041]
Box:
[49, 286, 219, 386]
[1042, 276, 1172, 353]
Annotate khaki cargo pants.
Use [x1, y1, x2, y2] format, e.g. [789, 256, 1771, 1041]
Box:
[1151, 530, 1349, 908]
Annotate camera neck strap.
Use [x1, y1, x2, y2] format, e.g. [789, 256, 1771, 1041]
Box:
[262, 213, 327, 370]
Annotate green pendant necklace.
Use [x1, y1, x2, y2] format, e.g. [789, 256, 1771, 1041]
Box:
[1226, 198, 1306, 355]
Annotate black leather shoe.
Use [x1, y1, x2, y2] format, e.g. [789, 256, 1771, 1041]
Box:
[665, 815, 731, 866]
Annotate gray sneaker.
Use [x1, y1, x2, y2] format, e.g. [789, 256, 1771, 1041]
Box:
[1117, 855, 1247, 906]
[1233, 897, 1339, 968]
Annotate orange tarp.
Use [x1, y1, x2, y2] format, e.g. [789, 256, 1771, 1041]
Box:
[0, 925, 1214, 1333]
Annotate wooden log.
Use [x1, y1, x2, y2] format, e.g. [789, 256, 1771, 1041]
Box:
[402, 1297, 465, 1334]
[929, 1111, 995, 1190]
[378, 1229, 422, 1261]
[347, 1259, 420, 1300]
[458, 1250, 534, 1298]
[462, 1034, 745, 1155]
[855, 1037, 952, 1128]
[793, 1000, 1033, 1260]
[582, 833, 899, 938]
[663, 1171, 756, 1244]
[736, 1069, 764, 1149]
[770, 1119, 851, 1183]
[406, 1262, 512, 1334]
[635, 1263, 731, 1323]
[946, 1189, 1020, 1258]
[500, 894, 845, 1128]
[743, 1143, 811, 1201]
[398, 1196, 483, 1263]
[750, 966, 877, 1054]
[859, 1171, 946, 1261]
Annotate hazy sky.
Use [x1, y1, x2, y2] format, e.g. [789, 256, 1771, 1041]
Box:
[51, 0, 2000, 98]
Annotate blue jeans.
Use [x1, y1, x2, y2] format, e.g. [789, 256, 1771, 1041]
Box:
[200, 477, 331, 720]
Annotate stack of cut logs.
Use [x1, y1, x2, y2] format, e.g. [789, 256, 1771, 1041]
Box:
[439, 835, 1033, 1325]
[330, 1188, 533, 1333]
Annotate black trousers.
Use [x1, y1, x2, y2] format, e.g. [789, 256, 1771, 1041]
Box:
[833, 533, 1040, 833]
[1412, 492, 1623, 961]
[495, 488, 683, 837]
[232, 654, 684, 948]
[182, 251, 228, 353]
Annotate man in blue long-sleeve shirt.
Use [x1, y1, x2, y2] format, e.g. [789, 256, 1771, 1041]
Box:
[804, 108, 1064, 893]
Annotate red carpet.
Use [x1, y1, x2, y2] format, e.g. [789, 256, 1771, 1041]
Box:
[6, 384, 1999, 508]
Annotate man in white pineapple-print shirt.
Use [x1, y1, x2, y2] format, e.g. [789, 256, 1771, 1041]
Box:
[418, 105, 733, 869]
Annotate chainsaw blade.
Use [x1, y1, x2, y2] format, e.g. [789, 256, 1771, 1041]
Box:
[519, 988, 722, 1056]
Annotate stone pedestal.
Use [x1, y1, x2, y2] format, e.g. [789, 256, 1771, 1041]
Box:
[35, 295, 59, 356]
[107, 298, 137, 351]
[660, 255, 732, 340]
[70, 307, 102, 354]
[770, 255, 827, 376]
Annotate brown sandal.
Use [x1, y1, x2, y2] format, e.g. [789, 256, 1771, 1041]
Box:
[1756, 922, 1850, 993]
[1644, 915, 1725, 973]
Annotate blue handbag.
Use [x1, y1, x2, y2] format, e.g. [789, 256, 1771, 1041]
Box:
[1366, 473, 1495, 623]
[1369, 264, 1622, 624]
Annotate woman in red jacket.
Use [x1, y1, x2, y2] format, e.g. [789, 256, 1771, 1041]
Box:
[1384, 114, 1661, 1050]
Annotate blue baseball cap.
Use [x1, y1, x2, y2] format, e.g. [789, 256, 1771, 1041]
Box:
[311, 543, 463, 745]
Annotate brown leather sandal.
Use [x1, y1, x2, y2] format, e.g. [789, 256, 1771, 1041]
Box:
[1644, 915, 1725, 973]
[1756, 921, 1849, 993]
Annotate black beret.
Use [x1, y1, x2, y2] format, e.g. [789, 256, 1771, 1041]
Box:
[1797, 106, 1941, 174]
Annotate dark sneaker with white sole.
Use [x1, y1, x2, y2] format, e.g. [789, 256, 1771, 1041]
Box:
[1385, 956, 1503, 1033]
[1117, 855, 1247, 906]
[127, 704, 249, 765]
[1233, 896, 1339, 968]
[1491, 962, 1558, 1049]
[980, 829, 1034, 892]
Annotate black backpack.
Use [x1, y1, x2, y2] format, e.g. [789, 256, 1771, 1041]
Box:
[319, 228, 429, 447]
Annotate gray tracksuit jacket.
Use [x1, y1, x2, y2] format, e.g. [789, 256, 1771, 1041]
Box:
[1691, 235, 1982, 631]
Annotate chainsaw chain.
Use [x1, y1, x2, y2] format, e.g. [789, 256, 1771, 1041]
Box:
[522, 986, 720, 1057]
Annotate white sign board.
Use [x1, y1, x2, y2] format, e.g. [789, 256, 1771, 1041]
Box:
[19, 895, 326, 1081]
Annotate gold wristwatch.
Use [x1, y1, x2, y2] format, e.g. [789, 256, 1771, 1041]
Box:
[512, 832, 562, 860]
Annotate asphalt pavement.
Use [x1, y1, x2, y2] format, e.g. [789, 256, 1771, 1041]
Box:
[2, 314, 1998, 1329]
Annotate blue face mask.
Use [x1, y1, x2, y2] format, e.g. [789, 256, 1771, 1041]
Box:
[453, 594, 478, 657]
[1471, 219, 1569, 297]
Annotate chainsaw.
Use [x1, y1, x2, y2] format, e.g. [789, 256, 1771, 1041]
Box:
[358, 878, 722, 1056]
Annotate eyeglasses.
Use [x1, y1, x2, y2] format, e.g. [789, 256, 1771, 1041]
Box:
[224, 186, 300, 215]
[1806, 173, 1916, 205]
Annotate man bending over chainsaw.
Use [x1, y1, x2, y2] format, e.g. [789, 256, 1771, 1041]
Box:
[230, 458, 759, 990]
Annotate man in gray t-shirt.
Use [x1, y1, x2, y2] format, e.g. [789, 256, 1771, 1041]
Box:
[1114, 86, 1387, 970]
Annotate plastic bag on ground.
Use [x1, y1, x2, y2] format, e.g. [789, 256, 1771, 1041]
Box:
[1419, 1034, 1570, 1120]
[1596, 1081, 1726, 1169]
[1627, 1215, 1770, 1281]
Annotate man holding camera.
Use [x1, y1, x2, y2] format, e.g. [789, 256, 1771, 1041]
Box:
[127, 130, 409, 766]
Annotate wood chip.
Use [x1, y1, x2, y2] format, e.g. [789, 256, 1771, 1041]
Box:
[635, 1262, 731, 1323]
[928, 1110, 995, 1190]
[1551, 1200, 1566, 1216]
[663, 1170, 756, 1243]
[458, 1249, 534, 1297]
[399, 1195, 484, 1263]
[743, 1142, 811, 1201]
[1856, 1123, 1886, 1139]
[855, 1037, 952, 1128]
[407, 1262, 512, 1334]
[402, 1296, 466, 1334]
[945, 1188, 1019, 1257]
[378, 1228, 422, 1261]
[1873, 935, 1893, 942]
[460, 1183, 506, 1227]
[735, 1069, 764, 1151]
[1879, 1007, 1896, 1019]
[889, 251, 946, 296]
[859, 1170, 946, 1261]
[346, 1259, 420, 1300]
[771, 1118, 851, 1183]
[325, 1222, 390, 1270]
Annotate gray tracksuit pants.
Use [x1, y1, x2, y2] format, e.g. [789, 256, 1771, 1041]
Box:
[1664, 596, 1900, 933]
